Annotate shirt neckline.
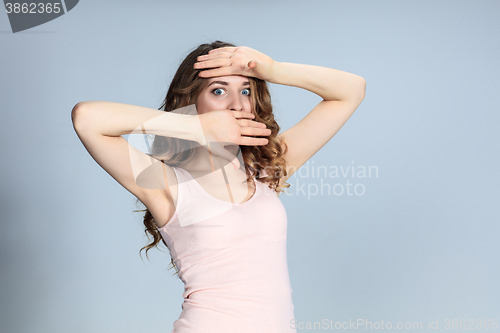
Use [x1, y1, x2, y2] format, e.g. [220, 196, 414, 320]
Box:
[175, 166, 260, 207]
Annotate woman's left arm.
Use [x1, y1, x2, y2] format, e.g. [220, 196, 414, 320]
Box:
[268, 61, 366, 185]
[194, 46, 366, 185]
[270, 61, 365, 102]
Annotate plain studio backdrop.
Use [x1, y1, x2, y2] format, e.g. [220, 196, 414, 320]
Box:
[1, 1, 499, 332]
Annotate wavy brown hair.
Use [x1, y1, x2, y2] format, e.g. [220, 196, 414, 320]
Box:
[134, 40, 290, 275]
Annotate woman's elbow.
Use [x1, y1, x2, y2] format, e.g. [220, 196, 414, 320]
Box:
[351, 77, 366, 103]
[359, 78, 366, 101]
[71, 101, 93, 131]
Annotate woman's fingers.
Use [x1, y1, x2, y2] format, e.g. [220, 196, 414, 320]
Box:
[194, 54, 235, 77]
[208, 47, 237, 54]
[238, 136, 269, 146]
[232, 111, 271, 137]
[198, 110, 270, 155]
[197, 52, 232, 62]
[195, 48, 255, 78]
[237, 118, 269, 129]
[196, 46, 274, 81]
[239, 125, 271, 137]
[236, 117, 271, 146]
[194, 58, 231, 70]
[232, 110, 256, 119]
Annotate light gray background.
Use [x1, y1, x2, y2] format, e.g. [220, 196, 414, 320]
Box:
[1, 1, 499, 332]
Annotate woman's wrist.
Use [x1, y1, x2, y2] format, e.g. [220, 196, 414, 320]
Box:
[266, 61, 365, 102]
[266, 60, 282, 85]
[142, 111, 202, 143]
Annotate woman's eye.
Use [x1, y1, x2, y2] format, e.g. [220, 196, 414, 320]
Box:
[211, 88, 250, 96]
[212, 88, 225, 96]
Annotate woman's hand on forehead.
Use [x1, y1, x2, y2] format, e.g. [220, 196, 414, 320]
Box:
[194, 46, 276, 82]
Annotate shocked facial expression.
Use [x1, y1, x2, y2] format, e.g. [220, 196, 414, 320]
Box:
[196, 75, 253, 115]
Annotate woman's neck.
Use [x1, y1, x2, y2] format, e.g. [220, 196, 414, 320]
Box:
[181, 145, 242, 175]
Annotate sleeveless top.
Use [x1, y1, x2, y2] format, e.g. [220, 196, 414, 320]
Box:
[156, 166, 296, 333]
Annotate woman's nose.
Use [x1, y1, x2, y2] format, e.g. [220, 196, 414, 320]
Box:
[228, 95, 244, 111]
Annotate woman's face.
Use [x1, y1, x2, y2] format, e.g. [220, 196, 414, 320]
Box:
[196, 75, 253, 115]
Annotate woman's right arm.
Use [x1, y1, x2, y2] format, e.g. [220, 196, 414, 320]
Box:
[71, 101, 201, 207]
[71, 101, 270, 208]
[72, 101, 200, 138]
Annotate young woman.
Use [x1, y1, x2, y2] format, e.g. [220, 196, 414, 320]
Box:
[72, 40, 365, 332]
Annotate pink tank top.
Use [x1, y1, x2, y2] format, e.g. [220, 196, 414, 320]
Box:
[156, 166, 296, 333]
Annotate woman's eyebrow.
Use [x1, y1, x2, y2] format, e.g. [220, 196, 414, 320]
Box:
[208, 80, 250, 87]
